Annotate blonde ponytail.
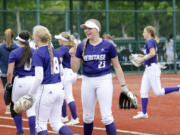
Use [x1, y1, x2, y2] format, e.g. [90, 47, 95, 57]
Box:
[82, 39, 89, 56]
[154, 36, 160, 44]
[145, 26, 159, 43]
[68, 35, 77, 48]
[4, 28, 14, 48]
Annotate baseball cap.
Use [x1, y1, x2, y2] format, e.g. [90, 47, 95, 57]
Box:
[80, 21, 100, 32]
[54, 34, 68, 41]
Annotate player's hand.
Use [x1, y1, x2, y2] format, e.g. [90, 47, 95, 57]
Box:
[138, 54, 144, 57]
[129, 54, 144, 67]
[69, 47, 76, 57]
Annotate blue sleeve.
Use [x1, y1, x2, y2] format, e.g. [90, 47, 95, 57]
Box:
[8, 51, 16, 63]
[75, 43, 83, 59]
[147, 40, 155, 49]
[109, 44, 117, 58]
[32, 51, 43, 67]
[58, 47, 66, 58]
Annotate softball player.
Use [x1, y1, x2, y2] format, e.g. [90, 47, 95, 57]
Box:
[0, 28, 19, 113]
[133, 26, 180, 119]
[70, 19, 131, 135]
[6, 31, 36, 135]
[30, 25, 74, 135]
[55, 32, 79, 125]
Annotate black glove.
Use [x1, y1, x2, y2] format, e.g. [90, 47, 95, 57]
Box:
[4, 83, 13, 105]
[119, 91, 138, 109]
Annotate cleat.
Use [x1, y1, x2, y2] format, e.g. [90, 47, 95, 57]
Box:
[65, 118, 79, 125]
[133, 112, 148, 119]
[61, 116, 69, 123]
[5, 105, 10, 114]
[177, 85, 180, 92]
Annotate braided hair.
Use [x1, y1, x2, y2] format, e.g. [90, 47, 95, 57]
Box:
[33, 25, 54, 75]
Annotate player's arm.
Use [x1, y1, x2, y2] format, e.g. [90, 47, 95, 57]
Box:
[137, 48, 156, 63]
[59, 57, 63, 63]
[28, 66, 43, 98]
[71, 56, 81, 73]
[7, 62, 15, 84]
[112, 56, 138, 109]
[143, 48, 156, 60]
[111, 56, 126, 86]
[59, 57, 64, 76]
[69, 47, 82, 73]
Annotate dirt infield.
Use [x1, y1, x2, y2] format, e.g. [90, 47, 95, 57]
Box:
[0, 73, 180, 135]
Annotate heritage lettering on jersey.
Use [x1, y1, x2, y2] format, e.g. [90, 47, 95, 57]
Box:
[83, 54, 106, 61]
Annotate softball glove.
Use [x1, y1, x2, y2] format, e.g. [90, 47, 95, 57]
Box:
[119, 90, 138, 109]
[129, 54, 143, 67]
[14, 94, 34, 113]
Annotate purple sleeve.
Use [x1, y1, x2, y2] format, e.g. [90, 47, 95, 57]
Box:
[147, 40, 155, 49]
[58, 47, 66, 58]
[8, 51, 16, 63]
[32, 51, 43, 67]
[75, 43, 83, 59]
[109, 44, 117, 58]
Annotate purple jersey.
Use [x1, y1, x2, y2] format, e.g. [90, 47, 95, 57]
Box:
[57, 46, 71, 69]
[143, 38, 157, 66]
[8, 47, 35, 77]
[76, 39, 117, 77]
[32, 45, 61, 84]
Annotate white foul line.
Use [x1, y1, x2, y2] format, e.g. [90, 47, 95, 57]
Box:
[0, 124, 79, 135]
[0, 116, 155, 135]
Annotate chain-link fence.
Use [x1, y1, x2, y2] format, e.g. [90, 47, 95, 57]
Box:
[0, 0, 179, 73]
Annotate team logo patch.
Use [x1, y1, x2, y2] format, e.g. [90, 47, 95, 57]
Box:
[101, 48, 104, 52]
[49, 91, 52, 94]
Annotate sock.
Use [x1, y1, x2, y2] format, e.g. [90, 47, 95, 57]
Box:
[141, 98, 148, 114]
[105, 122, 117, 135]
[164, 87, 179, 94]
[59, 126, 73, 135]
[28, 116, 36, 135]
[69, 101, 77, 119]
[13, 115, 23, 133]
[84, 122, 93, 135]
[38, 130, 48, 135]
[62, 100, 67, 118]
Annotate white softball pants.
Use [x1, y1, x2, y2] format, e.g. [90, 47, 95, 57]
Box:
[36, 82, 65, 133]
[140, 63, 165, 98]
[12, 76, 36, 117]
[81, 74, 114, 125]
[62, 68, 77, 104]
